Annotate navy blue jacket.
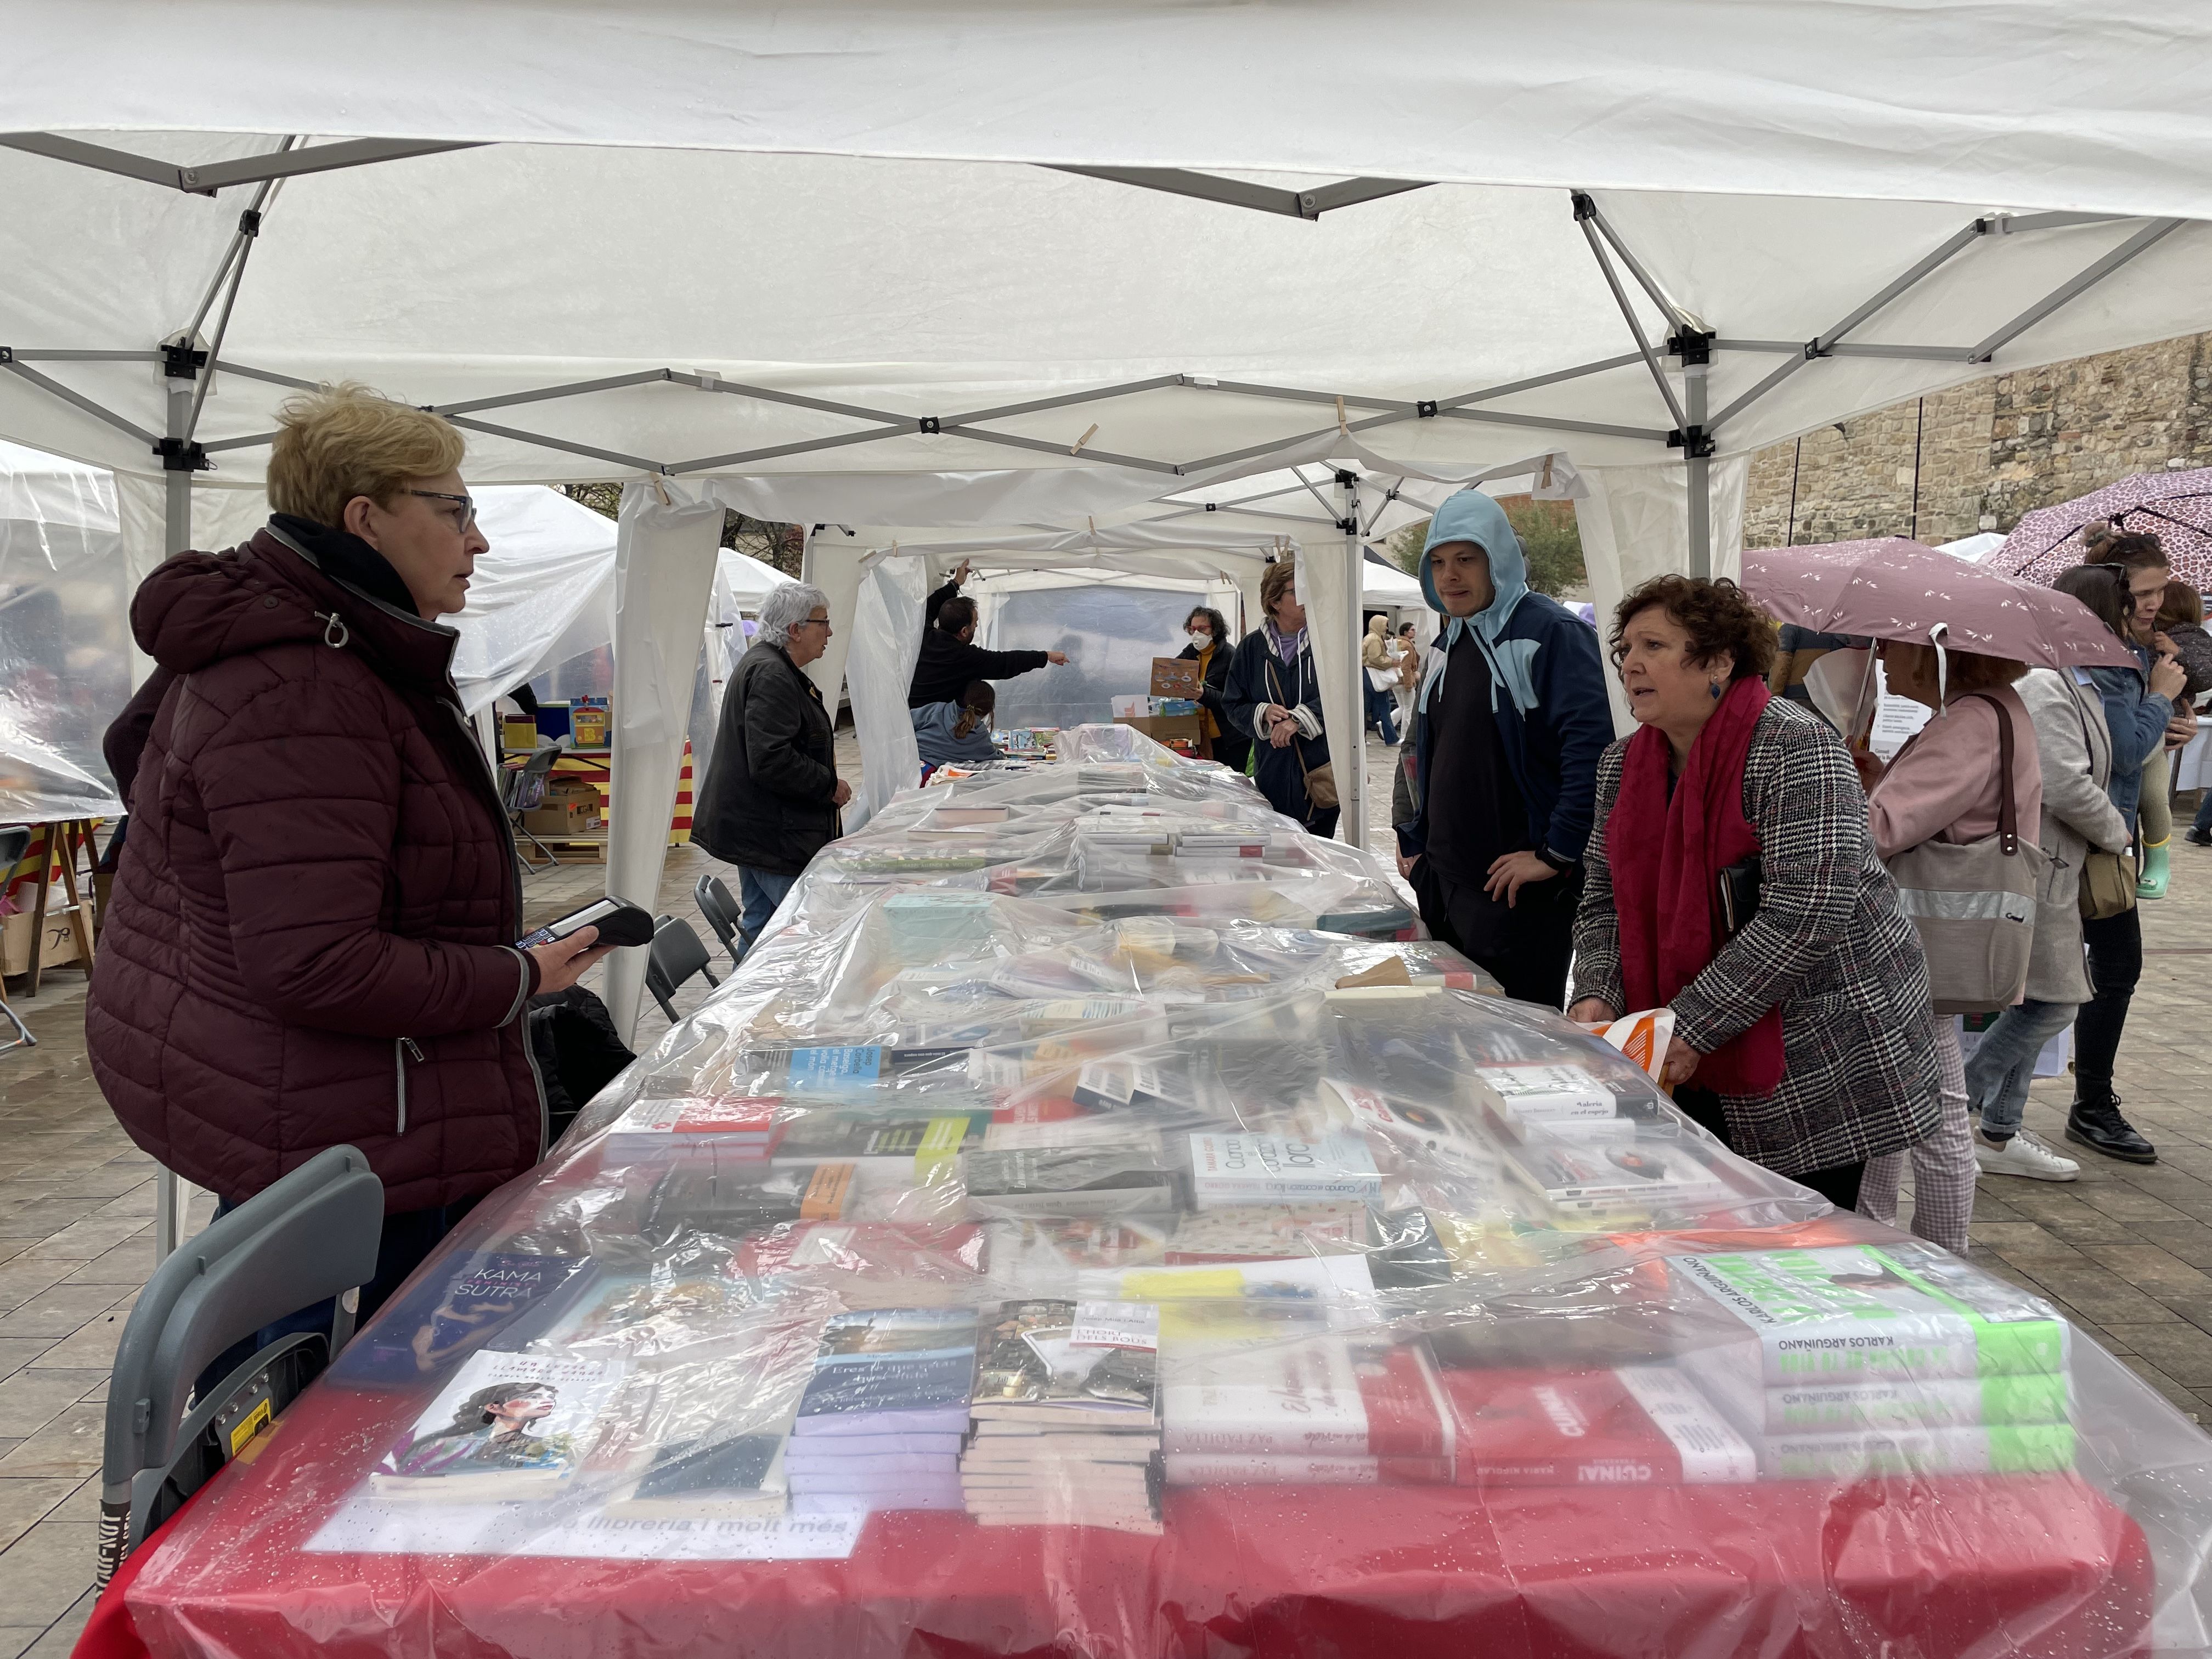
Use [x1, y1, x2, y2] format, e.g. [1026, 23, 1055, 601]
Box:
[1392, 489, 1611, 867]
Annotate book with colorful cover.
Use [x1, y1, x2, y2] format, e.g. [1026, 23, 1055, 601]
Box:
[1164, 1204, 1367, 1264]
[1503, 1139, 1730, 1213]
[368, 1351, 629, 1503]
[970, 1298, 1159, 1426]
[792, 1308, 980, 1436]
[1669, 1244, 2071, 1384]
[1439, 1365, 1756, 1487]
[1761, 1424, 2076, 1479]
[1679, 1346, 2071, 1434]
[1161, 1336, 1452, 1458]
[961, 1148, 1180, 1217]
[329, 1250, 594, 1388]
[1187, 1131, 1381, 1208]
[602, 1096, 786, 1165]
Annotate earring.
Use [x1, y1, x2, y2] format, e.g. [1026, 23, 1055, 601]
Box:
[1708, 679, 1723, 701]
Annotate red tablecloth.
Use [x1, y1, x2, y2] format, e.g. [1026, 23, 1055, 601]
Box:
[92, 1382, 2154, 1659]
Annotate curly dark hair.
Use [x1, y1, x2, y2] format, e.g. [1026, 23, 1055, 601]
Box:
[1184, 606, 1231, 644]
[1610, 575, 1776, 681]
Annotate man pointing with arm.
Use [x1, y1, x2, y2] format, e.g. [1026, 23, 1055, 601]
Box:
[908, 559, 1070, 708]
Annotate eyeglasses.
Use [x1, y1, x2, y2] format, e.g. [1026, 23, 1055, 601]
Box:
[406, 489, 478, 534]
[795, 615, 832, 630]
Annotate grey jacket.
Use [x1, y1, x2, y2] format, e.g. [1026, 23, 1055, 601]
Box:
[2017, 668, 2130, 1004]
[1572, 698, 1939, 1178]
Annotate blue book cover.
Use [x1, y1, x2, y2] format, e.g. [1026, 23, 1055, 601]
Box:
[329, 1251, 594, 1389]
[796, 1309, 979, 1424]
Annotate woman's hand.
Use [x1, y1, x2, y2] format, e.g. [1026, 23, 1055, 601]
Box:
[1660, 1036, 1702, 1088]
[1849, 747, 1885, 791]
[1567, 997, 1617, 1025]
[1265, 706, 1297, 748]
[2168, 709, 2199, 751]
[2151, 652, 2188, 701]
[529, 926, 613, 996]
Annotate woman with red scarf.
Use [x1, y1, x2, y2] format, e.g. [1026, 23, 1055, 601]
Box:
[1568, 577, 1938, 1208]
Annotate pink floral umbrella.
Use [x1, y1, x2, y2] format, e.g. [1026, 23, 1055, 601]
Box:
[1989, 467, 2212, 586]
[1742, 537, 2137, 669]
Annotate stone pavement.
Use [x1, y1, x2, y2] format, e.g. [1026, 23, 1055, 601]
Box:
[0, 731, 2207, 1652]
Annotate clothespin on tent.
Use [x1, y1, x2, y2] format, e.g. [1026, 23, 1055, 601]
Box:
[1335, 397, 1349, 435]
[1070, 423, 1098, 456]
[651, 475, 673, 507]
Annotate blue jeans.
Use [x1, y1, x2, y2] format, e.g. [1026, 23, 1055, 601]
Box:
[737, 867, 797, 940]
[1365, 685, 1400, 744]
[1961, 998, 2076, 1139]
[2193, 789, 2212, 837]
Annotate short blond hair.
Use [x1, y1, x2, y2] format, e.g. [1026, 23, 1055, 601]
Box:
[267, 383, 466, 529]
[1260, 558, 1298, 618]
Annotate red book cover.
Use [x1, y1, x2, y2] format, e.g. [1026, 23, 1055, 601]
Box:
[738, 1221, 988, 1279]
[1440, 1366, 1755, 1487]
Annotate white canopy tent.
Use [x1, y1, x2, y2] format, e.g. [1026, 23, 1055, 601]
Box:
[822, 523, 1297, 819]
[6, 4, 2212, 1053]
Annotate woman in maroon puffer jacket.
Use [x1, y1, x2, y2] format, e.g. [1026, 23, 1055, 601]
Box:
[88, 386, 609, 1316]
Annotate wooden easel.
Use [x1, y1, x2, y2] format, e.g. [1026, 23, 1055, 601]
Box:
[9, 819, 98, 998]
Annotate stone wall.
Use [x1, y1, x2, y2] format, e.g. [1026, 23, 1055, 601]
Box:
[1741, 332, 2212, 549]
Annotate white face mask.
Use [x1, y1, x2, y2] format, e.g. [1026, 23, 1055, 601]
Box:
[1188, 630, 1211, 645]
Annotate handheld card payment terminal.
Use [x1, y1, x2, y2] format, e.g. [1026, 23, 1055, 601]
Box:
[517, 895, 656, 951]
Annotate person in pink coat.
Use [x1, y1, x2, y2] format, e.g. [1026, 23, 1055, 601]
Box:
[1854, 641, 2041, 1255]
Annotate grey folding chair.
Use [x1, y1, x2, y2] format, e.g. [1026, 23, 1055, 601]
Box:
[97, 1146, 383, 1591]
[503, 748, 562, 873]
[693, 872, 747, 968]
[0, 827, 33, 1051]
[644, 913, 720, 1022]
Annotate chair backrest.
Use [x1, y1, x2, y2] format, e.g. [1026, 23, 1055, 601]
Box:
[99, 1147, 382, 1583]
[508, 747, 559, 812]
[0, 825, 30, 872]
[645, 915, 718, 1019]
[693, 873, 740, 952]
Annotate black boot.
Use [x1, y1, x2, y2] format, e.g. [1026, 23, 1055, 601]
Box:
[2066, 1088, 2158, 1165]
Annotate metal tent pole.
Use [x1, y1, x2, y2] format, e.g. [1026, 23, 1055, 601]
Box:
[1335, 470, 1367, 850]
[1682, 349, 1712, 580]
[153, 357, 198, 1265]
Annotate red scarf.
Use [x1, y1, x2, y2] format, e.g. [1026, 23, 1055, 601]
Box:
[1608, 675, 1785, 1097]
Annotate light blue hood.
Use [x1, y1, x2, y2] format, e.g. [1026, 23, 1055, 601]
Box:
[1418, 488, 1537, 714]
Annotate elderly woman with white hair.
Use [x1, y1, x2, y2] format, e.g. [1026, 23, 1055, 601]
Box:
[694, 579, 851, 941]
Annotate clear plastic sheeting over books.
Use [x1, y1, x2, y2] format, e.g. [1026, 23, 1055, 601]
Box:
[125, 726, 2212, 1657]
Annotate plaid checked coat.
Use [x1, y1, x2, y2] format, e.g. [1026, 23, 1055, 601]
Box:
[1572, 697, 1940, 1177]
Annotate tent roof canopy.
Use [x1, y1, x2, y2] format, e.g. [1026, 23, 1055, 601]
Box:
[3, 129, 2208, 533]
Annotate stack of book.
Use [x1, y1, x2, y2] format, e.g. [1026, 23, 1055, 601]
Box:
[1668, 1244, 2076, 1477]
[785, 1308, 979, 1513]
[1161, 1333, 1453, 1486]
[1437, 1364, 1756, 1486]
[882, 891, 998, 964]
[961, 1299, 1163, 1532]
[1186, 1132, 1381, 1210]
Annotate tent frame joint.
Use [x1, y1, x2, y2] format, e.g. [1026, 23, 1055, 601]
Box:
[1415, 399, 1437, 418]
[918, 416, 943, 434]
[1667, 425, 1717, 460]
[161, 342, 208, 381]
[1667, 328, 1714, 366]
[155, 437, 212, 473]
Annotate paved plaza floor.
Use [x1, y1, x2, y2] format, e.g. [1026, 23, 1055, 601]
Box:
[1, 732, 2207, 1650]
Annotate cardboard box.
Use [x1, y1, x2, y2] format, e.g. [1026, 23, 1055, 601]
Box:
[1114, 713, 1204, 753]
[1149, 657, 1202, 698]
[2, 900, 88, 977]
[521, 781, 605, 838]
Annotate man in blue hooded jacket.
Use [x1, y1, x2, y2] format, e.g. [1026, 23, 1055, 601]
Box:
[1393, 489, 1611, 1006]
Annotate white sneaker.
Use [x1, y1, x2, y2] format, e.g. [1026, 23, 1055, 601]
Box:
[1973, 1130, 2080, 1182]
